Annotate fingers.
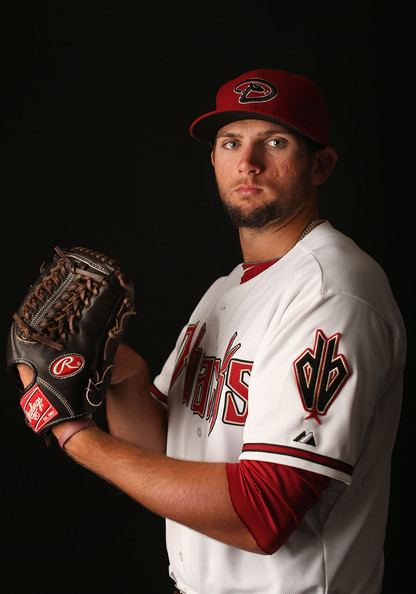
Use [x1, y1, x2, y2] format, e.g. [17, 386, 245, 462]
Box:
[16, 363, 35, 388]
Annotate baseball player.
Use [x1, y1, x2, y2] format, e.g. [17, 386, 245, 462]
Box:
[17, 68, 406, 593]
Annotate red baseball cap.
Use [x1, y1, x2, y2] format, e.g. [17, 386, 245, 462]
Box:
[189, 68, 329, 146]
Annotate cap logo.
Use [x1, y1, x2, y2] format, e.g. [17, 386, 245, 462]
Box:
[233, 78, 277, 104]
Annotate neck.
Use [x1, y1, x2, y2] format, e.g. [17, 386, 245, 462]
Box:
[239, 202, 321, 262]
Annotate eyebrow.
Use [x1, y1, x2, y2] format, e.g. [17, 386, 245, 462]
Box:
[216, 128, 294, 139]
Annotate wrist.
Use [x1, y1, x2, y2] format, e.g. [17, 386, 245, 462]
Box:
[55, 418, 97, 450]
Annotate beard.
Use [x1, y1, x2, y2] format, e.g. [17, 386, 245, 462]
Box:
[219, 186, 309, 229]
[221, 199, 298, 228]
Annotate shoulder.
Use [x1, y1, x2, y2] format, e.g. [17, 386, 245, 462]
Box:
[204, 263, 243, 295]
[288, 222, 405, 334]
[297, 223, 390, 296]
[189, 263, 243, 313]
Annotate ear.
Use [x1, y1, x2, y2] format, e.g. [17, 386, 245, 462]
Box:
[210, 148, 216, 168]
[311, 147, 338, 186]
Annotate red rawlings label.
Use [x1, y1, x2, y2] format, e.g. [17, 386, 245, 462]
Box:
[49, 354, 85, 378]
[20, 384, 59, 432]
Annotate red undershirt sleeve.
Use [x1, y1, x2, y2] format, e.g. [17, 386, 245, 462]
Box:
[226, 459, 330, 555]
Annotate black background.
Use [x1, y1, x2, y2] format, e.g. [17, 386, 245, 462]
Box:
[0, 2, 413, 593]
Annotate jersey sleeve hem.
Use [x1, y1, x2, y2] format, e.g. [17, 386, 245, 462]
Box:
[150, 383, 168, 408]
[225, 463, 270, 555]
[240, 443, 352, 484]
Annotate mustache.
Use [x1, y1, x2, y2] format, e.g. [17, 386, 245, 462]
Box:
[233, 182, 264, 190]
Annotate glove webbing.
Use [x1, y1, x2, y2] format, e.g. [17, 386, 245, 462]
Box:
[13, 246, 108, 351]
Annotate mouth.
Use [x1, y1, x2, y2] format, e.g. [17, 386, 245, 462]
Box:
[234, 185, 264, 197]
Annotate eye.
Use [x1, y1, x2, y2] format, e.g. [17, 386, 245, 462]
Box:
[221, 140, 239, 149]
[267, 137, 287, 148]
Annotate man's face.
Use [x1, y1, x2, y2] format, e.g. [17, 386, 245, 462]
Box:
[211, 119, 316, 229]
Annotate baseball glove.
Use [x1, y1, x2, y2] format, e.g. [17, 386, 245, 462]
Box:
[6, 246, 136, 439]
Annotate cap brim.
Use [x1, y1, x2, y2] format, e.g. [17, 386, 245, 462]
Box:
[189, 110, 325, 146]
[190, 110, 299, 143]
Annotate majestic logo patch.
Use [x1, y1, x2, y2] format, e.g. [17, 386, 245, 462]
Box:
[20, 384, 59, 432]
[50, 354, 85, 378]
[293, 329, 351, 424]
[293, 430, 316, 446]
[234, 78, 277, 104]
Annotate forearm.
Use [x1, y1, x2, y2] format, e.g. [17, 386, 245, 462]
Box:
[106, 344, 167, 453]
[61, 426, 260, 553]
[106, 378, 167, 453]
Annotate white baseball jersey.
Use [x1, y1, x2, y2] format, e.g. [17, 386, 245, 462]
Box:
[151, 221, 406, 594]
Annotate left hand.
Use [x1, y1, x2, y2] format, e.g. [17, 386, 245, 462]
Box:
[16, 363, 80, 441]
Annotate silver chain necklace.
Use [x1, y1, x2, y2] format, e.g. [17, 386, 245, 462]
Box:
[297, 218, 326, 242]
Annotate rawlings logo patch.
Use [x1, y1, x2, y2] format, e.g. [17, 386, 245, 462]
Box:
[50, 354, 85, 378]
[293, 329, 351, 424]
[20, 385, 59, 432]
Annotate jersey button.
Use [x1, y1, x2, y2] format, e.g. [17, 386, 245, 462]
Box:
[197, 427, 202, 437]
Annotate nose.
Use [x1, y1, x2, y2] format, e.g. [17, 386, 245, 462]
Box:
[238, 145, 263, 175]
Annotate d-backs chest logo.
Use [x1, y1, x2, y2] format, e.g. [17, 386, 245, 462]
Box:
[293, 329, 351, 424]
[234, 78, 277, 104]
[169, 322, 253, 434]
